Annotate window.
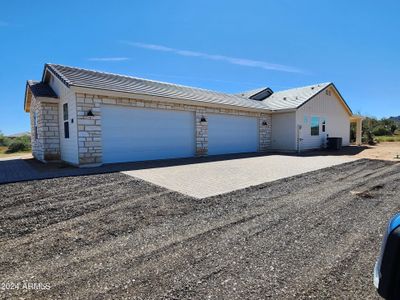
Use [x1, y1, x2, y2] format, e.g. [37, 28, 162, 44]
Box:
[310, 116, 319, 136]
[64, 121, 70, 139]
[33, 111, 38, 140]
[322, 119, 326, 133]
[63, 103, 68, 121]
[63, 103, 69, 139]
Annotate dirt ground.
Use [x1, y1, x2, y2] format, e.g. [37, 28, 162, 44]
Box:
[353, 142, 400, 161]
[0, 159, 399, 299]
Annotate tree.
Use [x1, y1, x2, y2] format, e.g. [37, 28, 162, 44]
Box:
[0, 131, 10, 147]
[390, 124, 398, 134]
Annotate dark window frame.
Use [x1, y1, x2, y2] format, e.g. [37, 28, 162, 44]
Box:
[63, 103, 69, 139]
[33, 111, 38, 140]
[64, 121, 70, 139]
[63, 103, 68, 121]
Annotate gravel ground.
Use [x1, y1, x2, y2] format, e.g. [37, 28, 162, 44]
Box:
[0, 159, 399, 299]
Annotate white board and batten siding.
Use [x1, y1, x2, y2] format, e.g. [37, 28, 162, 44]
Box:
[101, 106, 196, 163]
[49, 75, 79, 164]
[296, 87, 350, 150]
[207, 114, 259, 155]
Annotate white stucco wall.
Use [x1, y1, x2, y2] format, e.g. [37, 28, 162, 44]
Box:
[49, 75, 79, 164]
[296, 86, 351, 150]
[270, 112, 297, 151]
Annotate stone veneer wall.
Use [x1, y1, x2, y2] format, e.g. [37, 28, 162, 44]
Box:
[29, 96, 60, 162]
[76, 93, 272, 165]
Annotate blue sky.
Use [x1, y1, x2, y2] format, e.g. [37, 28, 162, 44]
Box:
[1, 0, 399, 134]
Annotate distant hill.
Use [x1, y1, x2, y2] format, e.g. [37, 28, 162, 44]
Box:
[7, 131, 30, 138]
[389, 116, 400, 123]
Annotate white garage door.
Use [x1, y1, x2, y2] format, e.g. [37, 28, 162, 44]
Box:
[208, 114, 259, 155]
[102, 106, 195, 163]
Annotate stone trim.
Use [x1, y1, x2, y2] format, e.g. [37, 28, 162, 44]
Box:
[259, 114, 272, 152]
[195, 111, 208, 156]
[75, 93, 272, 165]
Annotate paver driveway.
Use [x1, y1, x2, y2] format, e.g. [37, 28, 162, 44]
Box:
[123, 154, 357, 198]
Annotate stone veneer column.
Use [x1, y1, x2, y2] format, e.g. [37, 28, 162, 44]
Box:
[76, 94, 103, 165]
[41, 102, 61, 160]
[259, 114, 272, 152]
[195, 110, 208, 156]
[30, 97, 60, 162]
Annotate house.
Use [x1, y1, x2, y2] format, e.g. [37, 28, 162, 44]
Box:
[24, 64, 363, 166]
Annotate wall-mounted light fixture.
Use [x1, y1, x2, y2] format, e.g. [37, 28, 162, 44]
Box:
[200, 116, 207, 123]
[262, 121, 268, 126]
[87, 110, 94, 117]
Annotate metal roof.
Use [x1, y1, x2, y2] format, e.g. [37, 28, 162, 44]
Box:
[262, 83, 332, 110]
[44, 64, 271, 111]
[40, 64, 350, 114]
[27, 80, 58, 98]
[236, 87, 269, 98]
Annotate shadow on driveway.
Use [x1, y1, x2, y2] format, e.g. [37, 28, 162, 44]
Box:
[0, 146, 370, 185]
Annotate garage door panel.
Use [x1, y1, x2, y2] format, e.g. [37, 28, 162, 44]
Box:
[208, 114, 258, 155]
[102, 106, 195, 163]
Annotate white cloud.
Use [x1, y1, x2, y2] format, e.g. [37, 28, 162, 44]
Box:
[123, 41, 304, 74]
[88, 57, 130, 62]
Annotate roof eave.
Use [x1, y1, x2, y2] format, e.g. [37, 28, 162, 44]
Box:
[42, 64, 71, 87]
[24, 81, 32, 112]
[270, 108, 297, 114]
[71, 85, 272, 113]
[295, 83, 353, 116]
[24, 80, 60, 112]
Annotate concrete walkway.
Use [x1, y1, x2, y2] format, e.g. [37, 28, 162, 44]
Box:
[123, 154, 357, 198]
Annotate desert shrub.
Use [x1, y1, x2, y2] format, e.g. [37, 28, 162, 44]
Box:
[390, 124, 398, 134]
[363, 130, 377, 145]
[5, 136, 31, 153]
[0, 131, 10, 146]
[350, 123, 356, 143]
[372, 125, 392, 136]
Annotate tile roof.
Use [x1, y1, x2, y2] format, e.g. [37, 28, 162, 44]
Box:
[27, 80, 58, 98]
[45, 64, 270, 111]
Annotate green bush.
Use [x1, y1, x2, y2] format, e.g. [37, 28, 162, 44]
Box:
[6, 141, 29, 153]
[363, 130, 377, 145]
[390, 124, 398, 134]
[0, 131, 10, 147]
[5, 136, 31, 153]
[372, 125, 392, 136]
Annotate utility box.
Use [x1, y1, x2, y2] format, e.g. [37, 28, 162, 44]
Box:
[327, 137, 343, 150]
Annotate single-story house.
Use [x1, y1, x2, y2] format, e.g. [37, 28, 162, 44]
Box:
[24, 64, 363, 166]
